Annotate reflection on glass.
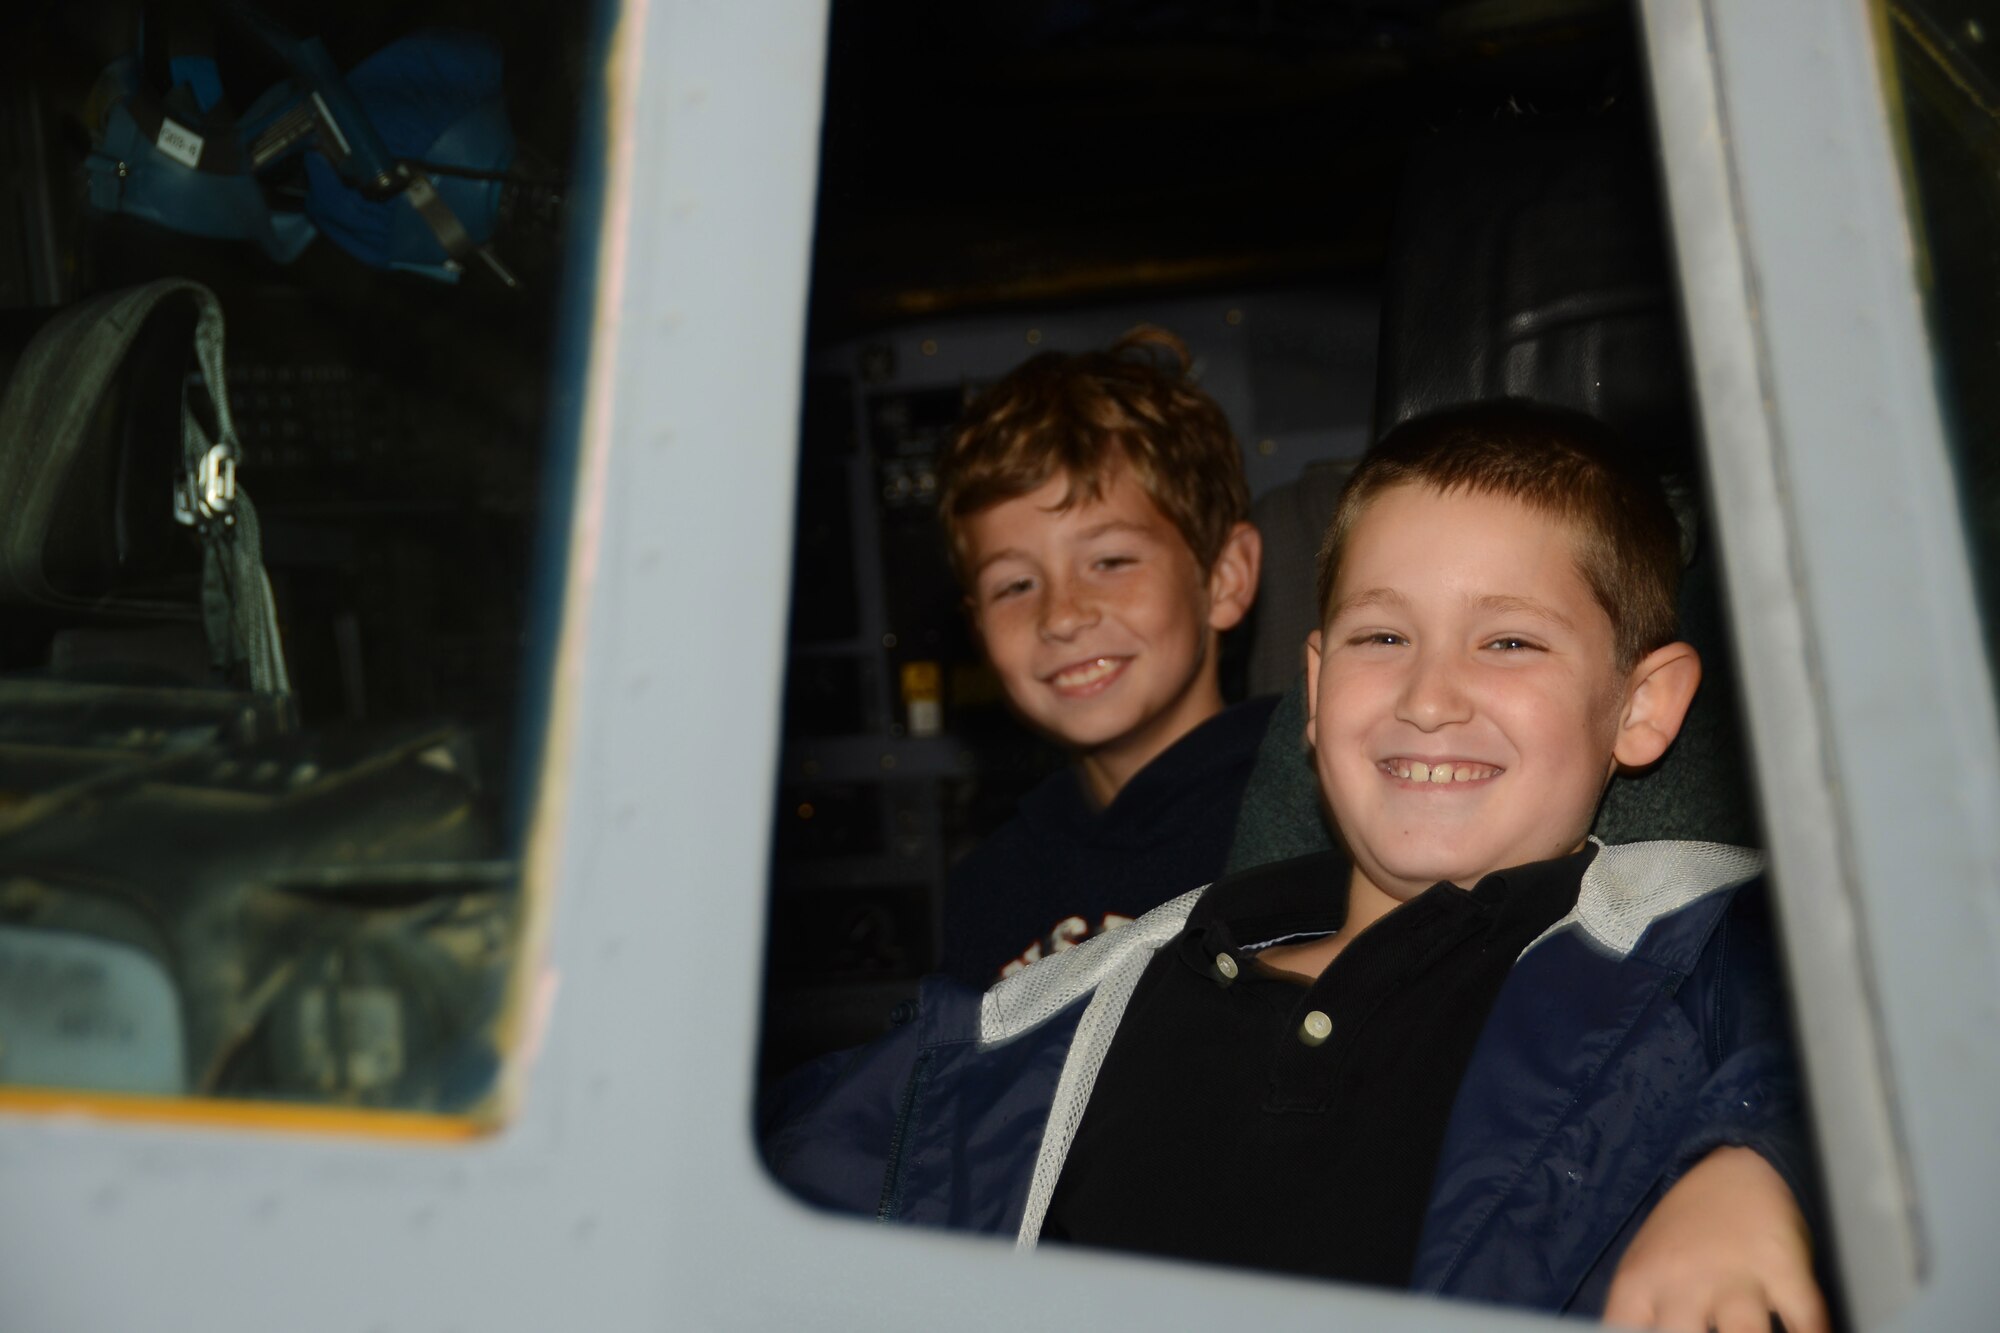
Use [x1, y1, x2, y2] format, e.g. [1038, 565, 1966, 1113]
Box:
[1882, 1, 2000, 685]
[0, 5, 592, 1121]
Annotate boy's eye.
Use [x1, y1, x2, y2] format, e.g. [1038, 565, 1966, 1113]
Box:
[1485, 636, 1542, 652]
[1348, 631, 1406, 647]
[988, 577, 1034, 602]
[1091, 554, 1136, 572]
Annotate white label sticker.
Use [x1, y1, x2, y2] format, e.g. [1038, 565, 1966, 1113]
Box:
[156, 118, 205, 169]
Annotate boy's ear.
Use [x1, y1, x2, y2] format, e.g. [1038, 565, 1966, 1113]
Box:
[1205, 521, 1262, 633]
[1303, 629, 1323, 741]
[1612, 641, 1703, 771]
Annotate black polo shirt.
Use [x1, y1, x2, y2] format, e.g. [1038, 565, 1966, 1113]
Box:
[1041, 843, 1593, 1287]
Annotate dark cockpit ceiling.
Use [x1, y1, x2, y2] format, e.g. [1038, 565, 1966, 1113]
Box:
[809, 0, 1635, 339]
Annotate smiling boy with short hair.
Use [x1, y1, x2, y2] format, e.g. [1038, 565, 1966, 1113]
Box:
[769, 401, 1826, 1330]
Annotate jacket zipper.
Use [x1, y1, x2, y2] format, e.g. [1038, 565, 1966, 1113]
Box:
[877, 1049, 934, 1222]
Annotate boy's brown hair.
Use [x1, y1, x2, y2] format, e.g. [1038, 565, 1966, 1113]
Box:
[1316, 401, 1684, 670]
[938, 326, 1249, 580]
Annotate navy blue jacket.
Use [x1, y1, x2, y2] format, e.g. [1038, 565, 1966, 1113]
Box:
[764, 840, 1815, 1316]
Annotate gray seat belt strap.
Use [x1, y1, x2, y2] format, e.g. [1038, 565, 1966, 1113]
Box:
[177, 294, 291, 697]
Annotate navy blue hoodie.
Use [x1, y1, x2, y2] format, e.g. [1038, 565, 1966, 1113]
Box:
[940, 695, 1278, 986]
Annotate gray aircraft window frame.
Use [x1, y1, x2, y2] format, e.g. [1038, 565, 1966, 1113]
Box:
[1645, 0, 2000, 1328]
[1, 2, 1994, 1330]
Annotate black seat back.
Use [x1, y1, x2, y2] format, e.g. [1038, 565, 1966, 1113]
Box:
[1374, 115, 1695, 470]
[0, 293, 204, 616]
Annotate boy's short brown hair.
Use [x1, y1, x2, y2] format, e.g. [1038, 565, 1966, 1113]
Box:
[938, 326, 1249, 580]
[1317, 402, 1684, 670]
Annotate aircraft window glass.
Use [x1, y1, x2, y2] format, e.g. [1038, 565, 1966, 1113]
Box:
[1882, 1, 2000, 698]
[0, 5, 594, 1129]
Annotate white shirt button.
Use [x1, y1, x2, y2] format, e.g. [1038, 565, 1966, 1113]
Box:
[1299, 1010, 1333, 1046]
[1214, 952, 1239, 981]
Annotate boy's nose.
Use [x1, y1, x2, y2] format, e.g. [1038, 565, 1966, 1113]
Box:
[1039, 581, 1099, 640]
[1396, 649, 1474, 730]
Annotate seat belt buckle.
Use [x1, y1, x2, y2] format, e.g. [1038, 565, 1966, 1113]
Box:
[174, 440, 239, 531]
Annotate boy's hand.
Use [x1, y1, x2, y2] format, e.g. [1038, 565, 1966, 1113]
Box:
[1602, 1146, 1829, 1333]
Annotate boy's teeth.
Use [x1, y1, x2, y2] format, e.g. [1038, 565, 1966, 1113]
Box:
[1390, 760, 1498, 783]
[1055, 658, 1119, 687]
